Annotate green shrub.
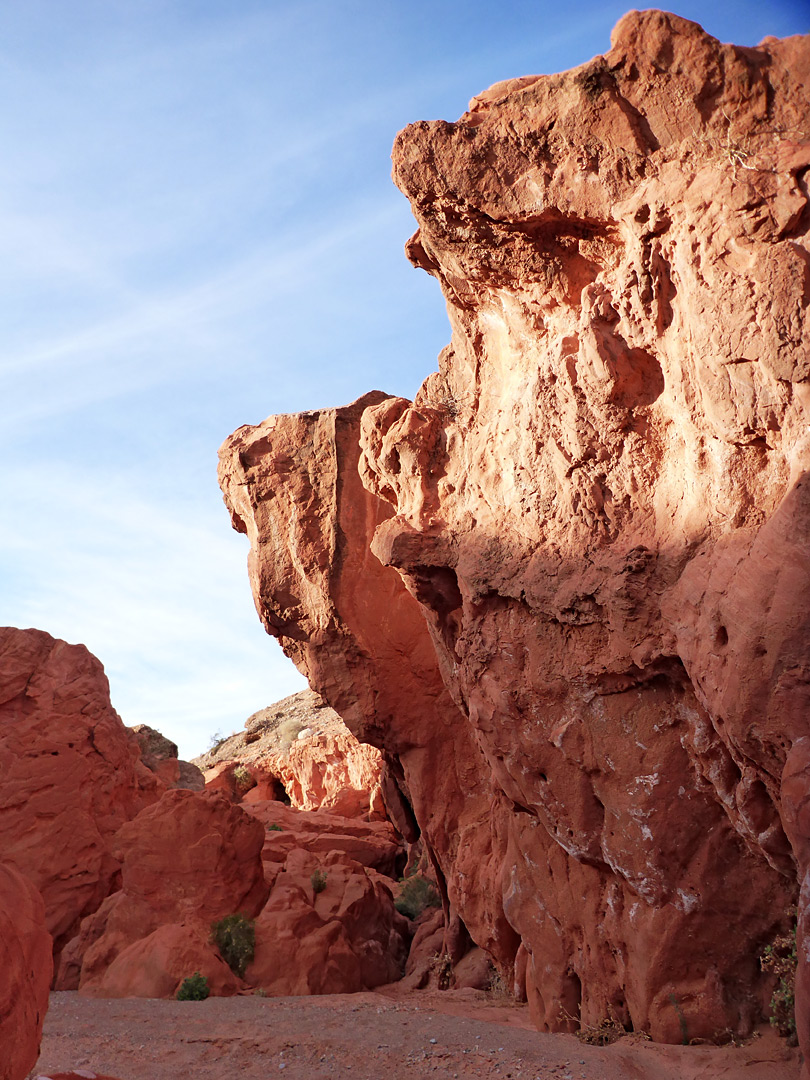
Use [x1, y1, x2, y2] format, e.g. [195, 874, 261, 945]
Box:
[232, 764, 254, 794]
[176, 972, 209, 1001]
[267, 823, 283, 832]
[211, 913, 255, 979]
[394, 874, 441, 919]
[311, 868, 328, 894]
[761, 919, 797, 1043]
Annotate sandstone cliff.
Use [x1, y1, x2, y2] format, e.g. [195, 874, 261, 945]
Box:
[219, 10, 810, 1051]
[0, 627, 163, 961]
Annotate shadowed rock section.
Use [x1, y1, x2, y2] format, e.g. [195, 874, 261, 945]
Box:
[219, 12, 810, 1051]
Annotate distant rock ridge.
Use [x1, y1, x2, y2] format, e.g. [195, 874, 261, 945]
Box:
[194, 687, 387, 819]
[218, 9, 810, 1058]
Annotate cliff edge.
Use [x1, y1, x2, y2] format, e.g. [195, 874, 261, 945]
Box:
[219, 11, 810, 1053]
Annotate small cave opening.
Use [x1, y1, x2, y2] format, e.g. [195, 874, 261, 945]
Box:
[410, 565, 464, 656]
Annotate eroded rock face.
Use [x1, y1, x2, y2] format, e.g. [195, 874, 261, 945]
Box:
[0, 864, 52, 1080]
[219, 398, 517, 974]
[64, 789, 269, 997]
[247, 846, 410, 996]
[219, 11, 810, 1047]
[0, 627, 162, 961]
[196, 689, 388, 819]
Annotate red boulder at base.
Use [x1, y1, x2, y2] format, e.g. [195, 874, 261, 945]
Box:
[219, 11, 810, 1048]
[0, 863, 52, 1080]
[247, 847, 409, 995]
[63, 789, 268, 997]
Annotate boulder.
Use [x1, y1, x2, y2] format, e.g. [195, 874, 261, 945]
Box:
[0, 627, 162, 960]
[65, 789, 268, 996]
[247, 847, 409, 995]
[92, 923, 241, 999]
[0, 863, 52, 1080]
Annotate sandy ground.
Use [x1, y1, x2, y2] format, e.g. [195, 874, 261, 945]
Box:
[30, 989, 800, 1080]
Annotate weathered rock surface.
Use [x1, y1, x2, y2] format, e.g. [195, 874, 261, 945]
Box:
[247, 846, 410, 995]
[244, 798, 404, 880]
[63, 789, 269, 997]
[219, 11, 810, 1049]
[0, 628, 162, 961]
[219, 398, 519, 980]
[0, 863, 52, 1080]
[196, 689, 386, 818]
[130, 724, 205, 791]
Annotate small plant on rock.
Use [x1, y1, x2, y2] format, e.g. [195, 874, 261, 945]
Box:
[311, 868, 328, 894]
[394, 873, 441, 919]
[176, 972, 210, 1001]
[232, 764, 254, 795]
[267, 823, 283, 832]
[211, 913, 255, 979]
[761, 916, 797, 1044]
[206, 730, 226, 754]
[276, 718, 304, 753]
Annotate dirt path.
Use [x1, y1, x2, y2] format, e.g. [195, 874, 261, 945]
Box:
[31, 990, 800, 1080]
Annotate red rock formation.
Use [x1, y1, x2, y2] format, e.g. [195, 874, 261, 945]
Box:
[244, 798, 404, 880]
[64, 789, 268, 997]
[219, 397, 519, 974]
[197, 688, 388, 819]
[0, 864, 52, 1080]
[130, 724, 205, 791]
[219, 11, 810, 1049]
[0, 628, 162, 962]
[247, 846, 409, 995]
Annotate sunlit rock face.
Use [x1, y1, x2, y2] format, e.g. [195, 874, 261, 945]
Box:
[220, 11, 810, 1048]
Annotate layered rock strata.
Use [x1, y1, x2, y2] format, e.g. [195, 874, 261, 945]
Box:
[219, 10, 810, 1049]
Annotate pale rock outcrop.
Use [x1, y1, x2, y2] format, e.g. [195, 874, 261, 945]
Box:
[219, 11, 810, 1048]
[0, 864, 52, 1080]
[197, 689, 386, 819]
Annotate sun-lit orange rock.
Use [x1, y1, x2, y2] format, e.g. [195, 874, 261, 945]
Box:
[0, 863, 52, 1080]
[197, 689, 388, 819]
[246, 846, 409, 995]
[220, 11, 810, 1047]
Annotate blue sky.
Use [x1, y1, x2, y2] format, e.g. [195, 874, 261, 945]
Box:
[2, 1, 807, 759]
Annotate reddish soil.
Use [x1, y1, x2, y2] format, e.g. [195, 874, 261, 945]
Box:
[30, 990, 799, 1080]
